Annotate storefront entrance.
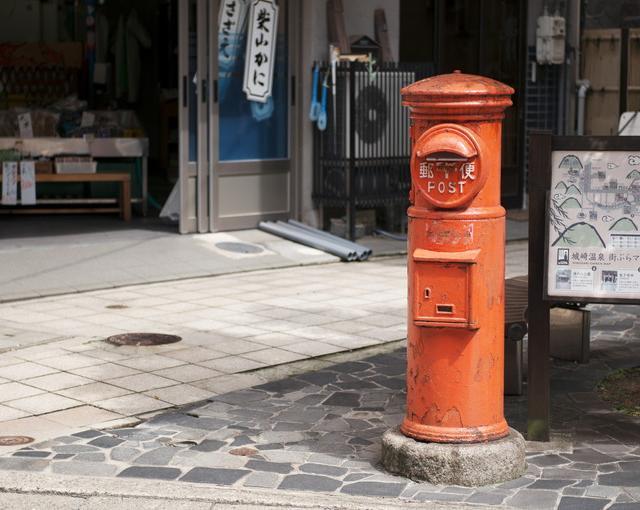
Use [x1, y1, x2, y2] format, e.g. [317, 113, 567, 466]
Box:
[178, 0, 296, 234]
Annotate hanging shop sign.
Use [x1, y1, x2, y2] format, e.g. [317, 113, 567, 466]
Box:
[2, 162, 18, 206]
[243, 0, 279, 103]
[218, 0, 248, 70]
[546, 148, 640, 300]
[19, 161, 36, 206]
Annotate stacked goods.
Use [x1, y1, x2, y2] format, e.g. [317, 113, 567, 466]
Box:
[54, 156, 96, 174]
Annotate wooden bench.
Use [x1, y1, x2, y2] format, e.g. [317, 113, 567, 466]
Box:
[503, 275, 591, 396]
[0, 173, 131, 221]
[504, 276, 529, 396]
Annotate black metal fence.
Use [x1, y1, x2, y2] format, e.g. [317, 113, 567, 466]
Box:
[312, 61, 434, 239]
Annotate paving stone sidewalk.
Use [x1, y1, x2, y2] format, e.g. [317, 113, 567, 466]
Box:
[0, 244, 527, 447]
[0, 258, 407, 445]
[1, 304, 638, 509]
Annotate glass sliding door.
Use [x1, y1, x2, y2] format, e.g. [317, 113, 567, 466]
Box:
[178, 0, 209, 233]
[209, 0, 295, 231]
[180, 0, 295, 233]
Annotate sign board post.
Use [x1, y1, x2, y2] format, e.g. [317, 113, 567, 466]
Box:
[527, 132, 553, 442]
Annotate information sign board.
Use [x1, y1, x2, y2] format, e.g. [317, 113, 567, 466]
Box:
[547, 149, 640, 300]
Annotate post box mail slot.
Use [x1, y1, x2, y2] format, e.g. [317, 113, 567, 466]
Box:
[412, 248, 480, 329]
[411, 124, 486, 209]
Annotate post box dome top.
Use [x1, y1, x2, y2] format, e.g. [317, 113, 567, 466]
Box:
[401, 71, 514, 114]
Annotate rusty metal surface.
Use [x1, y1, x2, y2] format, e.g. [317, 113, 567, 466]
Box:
[0, 436, 34, 446]
[229, 447, 259, 457]
[104, 333, 182, 347]
[401, 70, 514, 116]
[400, 71, 514, 444]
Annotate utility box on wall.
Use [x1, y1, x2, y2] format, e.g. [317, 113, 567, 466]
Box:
[536, 11, 566, 65]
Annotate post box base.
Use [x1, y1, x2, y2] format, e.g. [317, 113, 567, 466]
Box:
[381, 426, 526, 487]
[400, 418, 510, 443]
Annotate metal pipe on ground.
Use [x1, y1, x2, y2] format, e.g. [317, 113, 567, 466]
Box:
[285, 219, 371, 253]
[374, 228, 407, 242]
[258, 221, 358, 261]
[281, 220, 372, 260]
[275, 222, 361, 261]
[280, 221, 370, 262]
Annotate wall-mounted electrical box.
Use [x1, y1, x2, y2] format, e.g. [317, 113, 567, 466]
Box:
[536, 10, 565, 65]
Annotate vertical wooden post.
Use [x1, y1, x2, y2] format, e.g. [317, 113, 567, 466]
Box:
[326, 0, 350, 54]
[620, 27, 629, 120]
[527, 131, 552, 441]
[374, 9, 393, 63]
[121, 177, 132, 223]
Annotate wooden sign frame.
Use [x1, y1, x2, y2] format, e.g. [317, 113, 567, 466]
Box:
[527, 132, 640, 441]
[543, 136, 640, 304]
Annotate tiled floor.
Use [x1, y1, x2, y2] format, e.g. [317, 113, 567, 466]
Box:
[0, 259, 405, 443]
[0, 304, 638, 509]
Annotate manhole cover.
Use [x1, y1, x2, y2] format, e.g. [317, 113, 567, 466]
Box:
[0, 436, 34, 446]
[215, 242, 264, 254]
[106, 304, 128, 310]
[229, 447, 259, 456]
[104, 333, 182, 347]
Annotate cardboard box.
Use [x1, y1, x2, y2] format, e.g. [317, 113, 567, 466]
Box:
[0, 43, 83, 69]
[34, 160, 53, 174]
[55, 156, 96, 174]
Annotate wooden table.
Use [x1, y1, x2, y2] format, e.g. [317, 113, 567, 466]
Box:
[0, 173, 131, 221]
[0, 137, 148, 215]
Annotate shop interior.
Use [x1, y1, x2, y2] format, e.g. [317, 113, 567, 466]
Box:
[0, 0, 179, 225]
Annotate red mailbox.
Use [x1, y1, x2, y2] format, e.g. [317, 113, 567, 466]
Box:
[400, 71, 514, 444]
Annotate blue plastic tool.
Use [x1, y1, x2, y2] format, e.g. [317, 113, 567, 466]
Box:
[309, 65, 321, 121]
[317, 73, 328, 131]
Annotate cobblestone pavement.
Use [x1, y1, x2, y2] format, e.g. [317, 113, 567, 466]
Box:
[0, 303, 638, 509]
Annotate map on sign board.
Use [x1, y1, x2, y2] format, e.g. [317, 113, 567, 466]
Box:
[547, 150, 640, 299]
[243, 0, 278, 103]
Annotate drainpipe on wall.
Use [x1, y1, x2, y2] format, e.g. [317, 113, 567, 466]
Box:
[576, 79, 590, 136]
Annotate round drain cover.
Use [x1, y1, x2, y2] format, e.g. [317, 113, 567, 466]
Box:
[229, 447, 259, 456]
[104, 333, 182, 347]
[0, 436, 34, 446]
[215, 242, 264, 254]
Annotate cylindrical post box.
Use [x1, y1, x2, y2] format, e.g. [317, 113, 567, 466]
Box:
[400, 71, 514, 443]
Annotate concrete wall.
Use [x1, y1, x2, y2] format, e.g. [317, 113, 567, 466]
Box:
[297, 0, 400, 226]
[304, 0, 399, 62]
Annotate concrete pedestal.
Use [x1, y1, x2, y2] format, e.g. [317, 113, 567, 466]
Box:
[381, 427, 526, 487]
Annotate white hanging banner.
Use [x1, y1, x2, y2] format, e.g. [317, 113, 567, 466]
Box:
[17, 112, 33, 138]
[243, 0, 279, 103]
[2, 162, 18, 205]
[20, 161, 36, 205]
[218, 0, 248, 70]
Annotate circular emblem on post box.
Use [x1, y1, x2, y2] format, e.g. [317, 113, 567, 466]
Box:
[411, 124, 486, 209]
